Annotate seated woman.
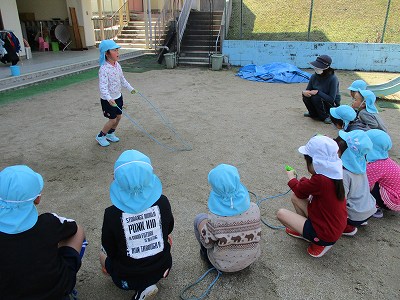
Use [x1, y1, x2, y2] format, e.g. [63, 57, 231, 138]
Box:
[302, 55, 340, 124]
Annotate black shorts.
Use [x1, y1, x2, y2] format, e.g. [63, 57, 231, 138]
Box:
[302, 219, 335, 246]
[101, 95, 123, 119]
[105, 256, 171, 291]
[59, 246, 82, 294]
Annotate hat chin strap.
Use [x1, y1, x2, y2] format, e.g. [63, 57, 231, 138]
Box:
[230, 197, 234, 209]
[0, 194, 41, 203]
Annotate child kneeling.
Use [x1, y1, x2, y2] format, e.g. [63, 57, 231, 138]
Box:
[194, 164, 261, 272]
[277, 135, 347, 258]
[100, 150, 174, 300]
[0, 165, 86, 299]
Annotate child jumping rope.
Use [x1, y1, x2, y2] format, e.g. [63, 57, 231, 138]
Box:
[96, 40, 136, 147]
[277, 135, 347, 258]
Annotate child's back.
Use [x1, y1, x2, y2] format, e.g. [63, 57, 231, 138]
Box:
[0, 165, 85, 300]
[195, 164, 261, 272]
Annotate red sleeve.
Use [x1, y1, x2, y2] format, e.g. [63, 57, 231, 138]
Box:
[288, 175, 323, 199]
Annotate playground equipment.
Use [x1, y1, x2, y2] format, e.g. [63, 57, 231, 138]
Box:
[367, 76, 400, 98]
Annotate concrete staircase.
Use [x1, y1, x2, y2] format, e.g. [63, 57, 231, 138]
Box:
[178, 11, 223, 66]
[114, 13, 166, 49]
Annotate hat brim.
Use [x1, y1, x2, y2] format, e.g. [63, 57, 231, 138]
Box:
[298, 145, 308, 156]
[341, 148, 366, 174]
[309, 61, 329, 70]
[110, 175, 162, 214]
[329, 107, 340, 120]
[0, 204, 38, 234]
[208, 183, 250, 217]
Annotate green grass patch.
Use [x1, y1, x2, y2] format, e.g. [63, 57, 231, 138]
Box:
[229, 0, 400, 43]
[377, 100, 399, 109]
[0, 55, 164, 106]
[122, 54, 165, 73]
[0, 69, 99, 106]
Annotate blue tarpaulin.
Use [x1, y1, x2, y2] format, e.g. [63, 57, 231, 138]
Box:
[236, 62, 311, 83]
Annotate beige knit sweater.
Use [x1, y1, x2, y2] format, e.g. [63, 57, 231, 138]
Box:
[199, 202, 262, 272]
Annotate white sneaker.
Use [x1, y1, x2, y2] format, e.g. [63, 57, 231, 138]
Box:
[106, 132, 120, 142]
[132, 284, 158, 300]
[96, 135, 110, 147]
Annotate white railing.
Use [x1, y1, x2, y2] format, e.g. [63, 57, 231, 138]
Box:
[176, 0, 194, 54]
[92, 0, 129, 42]
[214, 0, 232, 53]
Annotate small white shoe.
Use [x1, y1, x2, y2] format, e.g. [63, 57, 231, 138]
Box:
[106, 132, 120, 142]
[132, 284, 158, 300]
[96, 135, 110, 147]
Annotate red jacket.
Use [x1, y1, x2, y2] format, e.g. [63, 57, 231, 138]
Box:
[288, 174, 347, 243]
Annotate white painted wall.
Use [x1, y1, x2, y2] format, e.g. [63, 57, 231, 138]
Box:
[66, 0, 95, 47]
[0, 0, 25, 54]
[16, 0, 68, 20]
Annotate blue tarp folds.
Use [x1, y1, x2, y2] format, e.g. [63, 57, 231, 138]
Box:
[236, 62, 311, 83]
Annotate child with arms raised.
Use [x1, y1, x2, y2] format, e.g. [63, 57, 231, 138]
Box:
[277, 135, 347, 258]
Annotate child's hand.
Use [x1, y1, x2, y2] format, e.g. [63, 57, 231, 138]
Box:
[109, 99, 117, 107]
[286, 170, 296, 180]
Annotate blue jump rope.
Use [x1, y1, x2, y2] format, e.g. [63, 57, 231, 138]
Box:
[180, 166, 295, 300]
[115, 90, 192, 152]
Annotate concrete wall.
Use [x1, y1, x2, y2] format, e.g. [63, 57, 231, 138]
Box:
[223, 40, 400, 72]
[66, 0, 95, 47]
[0, 0, 25, 54]
[17, 0, 68, 20]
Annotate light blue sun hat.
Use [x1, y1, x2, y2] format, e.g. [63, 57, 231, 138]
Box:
[358, 89, 378, 113]
[99, 39, 121, 66]
[348, 80, 367, 91]
[208, 164, 250, 217]
[0, 165, 43, 234]
[339, 130, 372, 174]
[330, 105, 356, 130]
[365, 129, 392, 162]
[110, 150, 162, 214]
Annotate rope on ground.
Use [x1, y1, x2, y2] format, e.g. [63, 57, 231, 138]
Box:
[180, 267, 222, 300]
[250, 189, 292, 230]
[116, 93, 192, 152]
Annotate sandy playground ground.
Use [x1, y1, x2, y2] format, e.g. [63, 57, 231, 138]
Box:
[1, 60, 400, 300]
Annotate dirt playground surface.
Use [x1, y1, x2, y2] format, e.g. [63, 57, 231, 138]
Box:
[1, 64, 399, 300]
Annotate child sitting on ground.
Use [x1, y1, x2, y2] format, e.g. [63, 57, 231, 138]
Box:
[100, 150, 174, 300]
[96, 40, 137, 147]
[194, 164, 261, 272]
[366, 129, 400, 218]
[334, 130, 377, 236]
[352, 89, 388, 132]
[277, 135, 347, 258]
[330, 105, 369, 132]
[0, 165, 86, 299]
[348, 79, 367, 99]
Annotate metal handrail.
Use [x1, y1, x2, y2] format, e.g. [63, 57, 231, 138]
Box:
[176, 0, 194, 54]
[214, 0, 232, 53]
[154, 0, 176, 51]
[92, 0, 129, 42]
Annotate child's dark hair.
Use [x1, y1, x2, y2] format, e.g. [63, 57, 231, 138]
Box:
[304, 154, 345, 201]
[330, 114, 343, 128]
[334, 136, 348, 156]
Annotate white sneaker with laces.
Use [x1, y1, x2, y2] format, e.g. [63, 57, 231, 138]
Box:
[106, 132, 120, 142]
[132, 284, 158, 300]
[96, 135, 110, 147]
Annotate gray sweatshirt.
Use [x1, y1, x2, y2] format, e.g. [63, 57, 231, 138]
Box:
[343, 169, 377, 221]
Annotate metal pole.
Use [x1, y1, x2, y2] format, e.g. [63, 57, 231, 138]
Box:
[381, 0, 391, 43]
[240, 0, 243, 39]
[307, 0, 314, 41]
[148, 0, 153, 48]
